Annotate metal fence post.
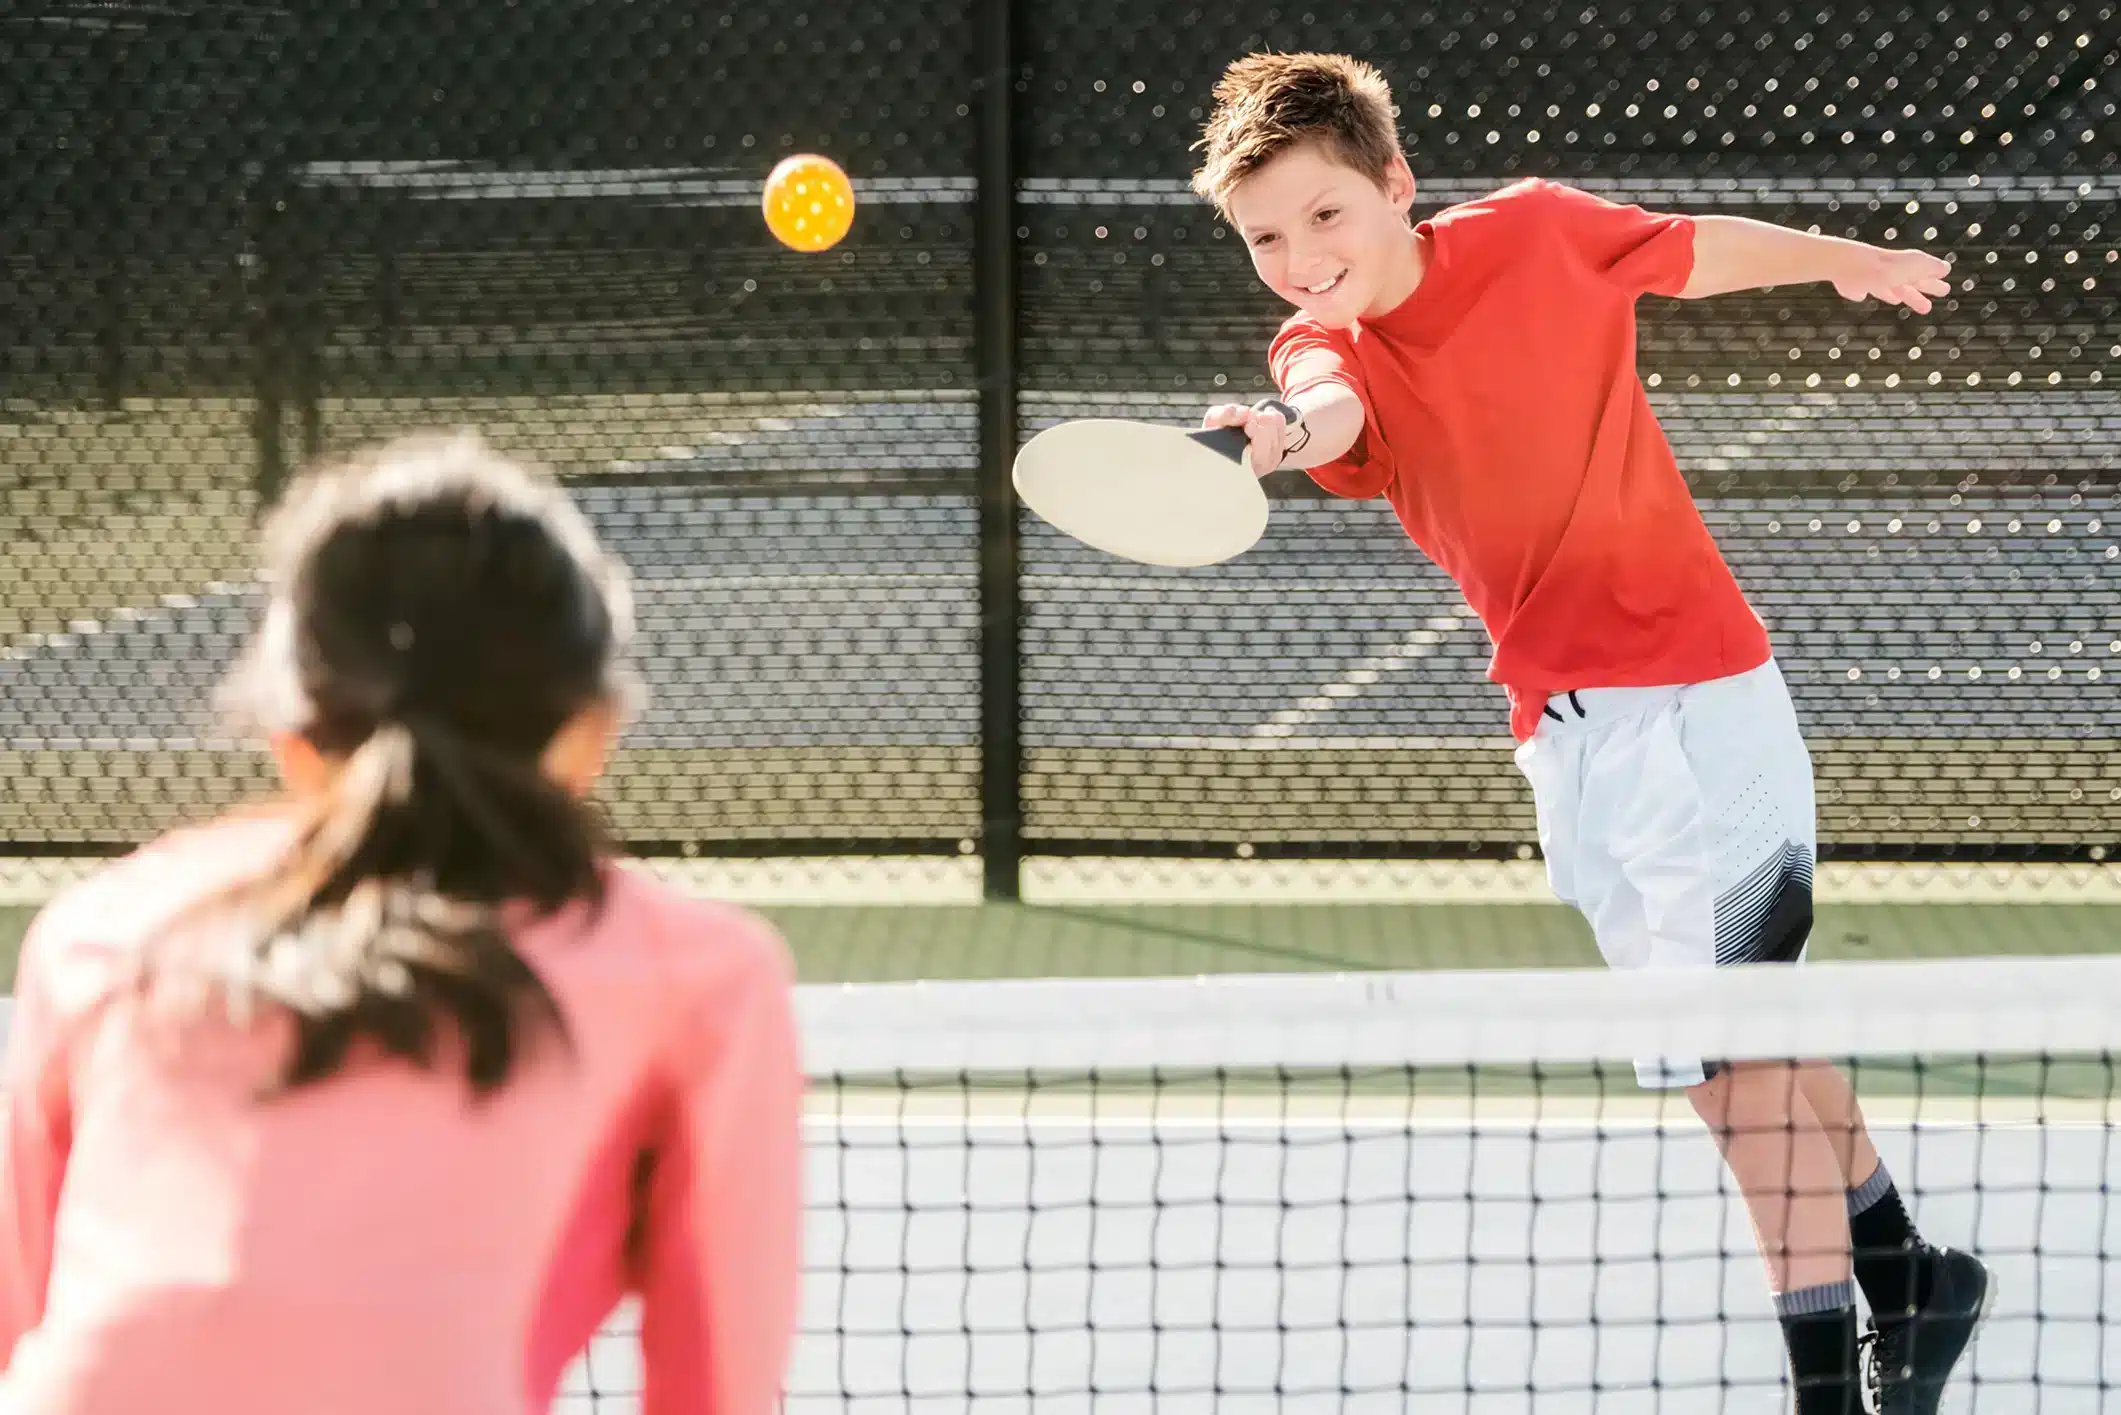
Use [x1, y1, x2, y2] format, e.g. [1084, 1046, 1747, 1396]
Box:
[243, 161, 288, 511]
[973, 0, 1023, 900]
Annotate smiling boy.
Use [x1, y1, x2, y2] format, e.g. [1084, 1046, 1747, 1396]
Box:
[1191, 51, 1987, 1415]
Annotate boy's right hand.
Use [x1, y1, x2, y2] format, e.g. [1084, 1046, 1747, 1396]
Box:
[1201, 402, 1290, 478]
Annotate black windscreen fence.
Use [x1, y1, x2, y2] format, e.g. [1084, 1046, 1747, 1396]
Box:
[2, 1, 2114, 893]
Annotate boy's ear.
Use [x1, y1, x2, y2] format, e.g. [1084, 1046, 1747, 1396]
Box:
[1383, 153, 1417, 217]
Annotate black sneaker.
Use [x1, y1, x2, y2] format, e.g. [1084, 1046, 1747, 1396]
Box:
[1861, 1247, 1996, 1415]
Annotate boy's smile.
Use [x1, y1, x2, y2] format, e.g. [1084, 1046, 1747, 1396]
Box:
[1223, 141, 1425, 326]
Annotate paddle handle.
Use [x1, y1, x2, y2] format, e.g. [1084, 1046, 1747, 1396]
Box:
[1187, 397, 1307, 466]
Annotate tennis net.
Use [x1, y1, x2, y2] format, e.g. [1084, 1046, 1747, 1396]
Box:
[547, 953, 2121, 1411]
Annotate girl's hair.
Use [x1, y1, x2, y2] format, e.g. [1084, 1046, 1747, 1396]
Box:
[164, 432, 638, 1096]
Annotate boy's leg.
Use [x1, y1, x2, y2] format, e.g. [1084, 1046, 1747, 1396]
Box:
[1517, 680, 1863, 1413]
[1793, 1061, 1880, 1186]
[1690, 1062, 1854, 1297]
[1689, 1061, 1861, 1414]
[1800, 1062, 1993, 1414]
[1658, 664, 1989, 1412]
[1522, 663, 1990, 1413]
[1797, 1061, 1954, 1325]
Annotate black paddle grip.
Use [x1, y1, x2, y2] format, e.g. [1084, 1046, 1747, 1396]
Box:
[1183, 398, 1308, 466]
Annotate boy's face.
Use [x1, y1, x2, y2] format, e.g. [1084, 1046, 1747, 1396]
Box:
[1224, 141, 1416, 328]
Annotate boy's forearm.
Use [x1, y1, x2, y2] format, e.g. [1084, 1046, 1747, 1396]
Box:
[1675, 215, 1876, 299]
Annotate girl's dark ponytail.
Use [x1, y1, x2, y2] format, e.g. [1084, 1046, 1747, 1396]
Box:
[158, 434, 633, 1096]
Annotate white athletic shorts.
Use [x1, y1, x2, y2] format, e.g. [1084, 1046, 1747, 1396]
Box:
[1512, 659, 1818, 1089]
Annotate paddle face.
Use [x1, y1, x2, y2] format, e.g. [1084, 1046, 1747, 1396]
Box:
[1011, 419, 1271, 567]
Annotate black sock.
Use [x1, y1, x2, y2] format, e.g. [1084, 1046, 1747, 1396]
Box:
[1777, 1287, 1861, 1415]
[1848, 1162, 1933, 1319]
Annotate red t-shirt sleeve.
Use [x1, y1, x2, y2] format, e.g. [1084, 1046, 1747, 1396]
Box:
[632, 910, 805, 1415]
[1537, 180, 1696, 298]
[0, 910, 74, 1367]
[1267, 317, 1395, 500]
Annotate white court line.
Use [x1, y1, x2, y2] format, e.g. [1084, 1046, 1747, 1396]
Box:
[640, 573, 978, 592]
[1022, 173, 2121, 205]
[1106, 736, 1525, 751]
[293, 167, 974, 204]
[1018, 574, 1449, 592]
[292, 165, 2121, 207]
[1249, 618, 1476, 740]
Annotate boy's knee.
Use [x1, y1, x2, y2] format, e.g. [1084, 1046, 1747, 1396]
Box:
[1689, 1060, 1809, 1135]
[1686, 1064, 1727, 1123]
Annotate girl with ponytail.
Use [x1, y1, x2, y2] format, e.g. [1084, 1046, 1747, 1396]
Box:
[0, 435, 803, 1415]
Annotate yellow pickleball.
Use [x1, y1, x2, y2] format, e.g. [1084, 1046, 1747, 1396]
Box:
[762, 154, 856, 253]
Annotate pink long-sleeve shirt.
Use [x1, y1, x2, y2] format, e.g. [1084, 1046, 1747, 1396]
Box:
[0, 813, 804, 1415]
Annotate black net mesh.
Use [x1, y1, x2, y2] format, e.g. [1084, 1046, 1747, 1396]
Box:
[1, 0, 2116, 865]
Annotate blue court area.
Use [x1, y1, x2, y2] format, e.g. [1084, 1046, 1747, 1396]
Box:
[3, 392, 2115, 752]
[2, 386, 2114, 868]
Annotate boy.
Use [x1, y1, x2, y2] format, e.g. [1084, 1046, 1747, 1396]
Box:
[1191, 52, 1987, 1415]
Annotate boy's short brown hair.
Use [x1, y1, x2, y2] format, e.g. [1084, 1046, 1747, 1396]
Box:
[1190, 52, 1403, 212]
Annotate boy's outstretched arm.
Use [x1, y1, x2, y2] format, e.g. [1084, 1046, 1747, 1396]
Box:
[1676, 215, 1953, 312]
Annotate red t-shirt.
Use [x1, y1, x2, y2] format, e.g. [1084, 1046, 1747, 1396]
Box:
[1270, 177, 1771, 742]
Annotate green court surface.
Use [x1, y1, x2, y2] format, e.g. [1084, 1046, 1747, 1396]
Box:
[5, 887, 2118, 994]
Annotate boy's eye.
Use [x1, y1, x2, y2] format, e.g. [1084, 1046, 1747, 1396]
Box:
[1313, 208, 1339, 224]
[1251, 233, 1278, 248]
